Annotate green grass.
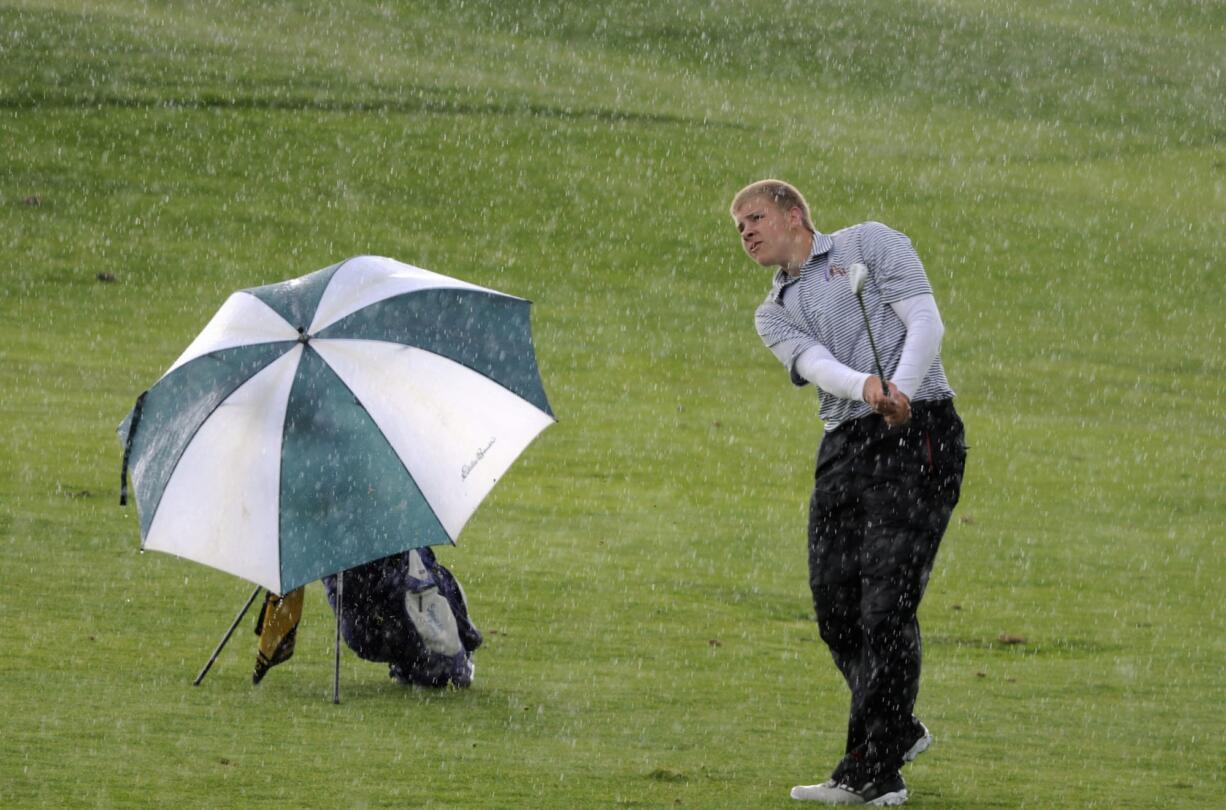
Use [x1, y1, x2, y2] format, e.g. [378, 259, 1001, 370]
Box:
[2, 0, 1223, 806]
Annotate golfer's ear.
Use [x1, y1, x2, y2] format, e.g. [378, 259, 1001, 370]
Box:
[787, 206, 804, 228]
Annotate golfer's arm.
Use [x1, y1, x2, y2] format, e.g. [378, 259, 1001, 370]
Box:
[888, 294, 943, 398]
[793, 344, 871, 401]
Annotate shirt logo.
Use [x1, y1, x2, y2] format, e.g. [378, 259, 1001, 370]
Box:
[827, 264, 848, 281]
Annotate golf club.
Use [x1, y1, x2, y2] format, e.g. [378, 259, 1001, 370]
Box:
[848, 262, 890, 398]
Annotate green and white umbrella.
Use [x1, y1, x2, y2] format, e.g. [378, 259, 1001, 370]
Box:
[118, 255, 555, 595]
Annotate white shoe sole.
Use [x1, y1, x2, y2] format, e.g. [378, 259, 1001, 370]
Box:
[790, 781, 837, 801]
[790, 783, 908, 805]
[868, 791, 908, 806]
[903, 727, 932, 762]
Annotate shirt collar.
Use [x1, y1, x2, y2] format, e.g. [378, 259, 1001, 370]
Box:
[770, 231, 831, 295]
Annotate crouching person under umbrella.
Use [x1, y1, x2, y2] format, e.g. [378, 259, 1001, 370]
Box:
[253, 547, 482, 689]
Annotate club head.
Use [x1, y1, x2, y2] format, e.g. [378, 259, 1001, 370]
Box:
[848, 262, 869, 296]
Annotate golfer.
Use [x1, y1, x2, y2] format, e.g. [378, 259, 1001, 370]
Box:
[730, 180, 966, 805]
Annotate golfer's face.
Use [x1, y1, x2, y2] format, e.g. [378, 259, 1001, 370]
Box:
[733, 200, 793, 267]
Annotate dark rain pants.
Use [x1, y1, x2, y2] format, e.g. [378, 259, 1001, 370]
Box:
[808, 399, 966, 783]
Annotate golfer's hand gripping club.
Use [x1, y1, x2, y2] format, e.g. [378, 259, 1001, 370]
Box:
[864, 378, 911, 427]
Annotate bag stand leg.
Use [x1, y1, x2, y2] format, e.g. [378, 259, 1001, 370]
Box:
[194, 585, 262, 686]
[332, 571, 343, 705]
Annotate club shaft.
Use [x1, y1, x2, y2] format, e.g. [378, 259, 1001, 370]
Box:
[856, 296, 889, 396]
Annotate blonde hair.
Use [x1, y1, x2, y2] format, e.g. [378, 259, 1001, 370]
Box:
[730, 179, 815, 232]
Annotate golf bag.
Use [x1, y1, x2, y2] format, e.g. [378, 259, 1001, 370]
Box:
[252, 586, 305, 684]
[322, 548, 482, 688]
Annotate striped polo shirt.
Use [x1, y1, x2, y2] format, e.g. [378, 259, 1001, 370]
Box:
[755, 221, 954, 429]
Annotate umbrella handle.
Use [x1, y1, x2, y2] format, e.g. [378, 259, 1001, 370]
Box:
[332, 571, 343, 704]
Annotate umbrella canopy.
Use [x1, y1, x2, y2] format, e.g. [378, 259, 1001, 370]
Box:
[118, 255, 555, 595]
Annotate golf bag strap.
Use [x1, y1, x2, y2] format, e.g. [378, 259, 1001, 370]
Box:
[119, 390, 148, 506]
